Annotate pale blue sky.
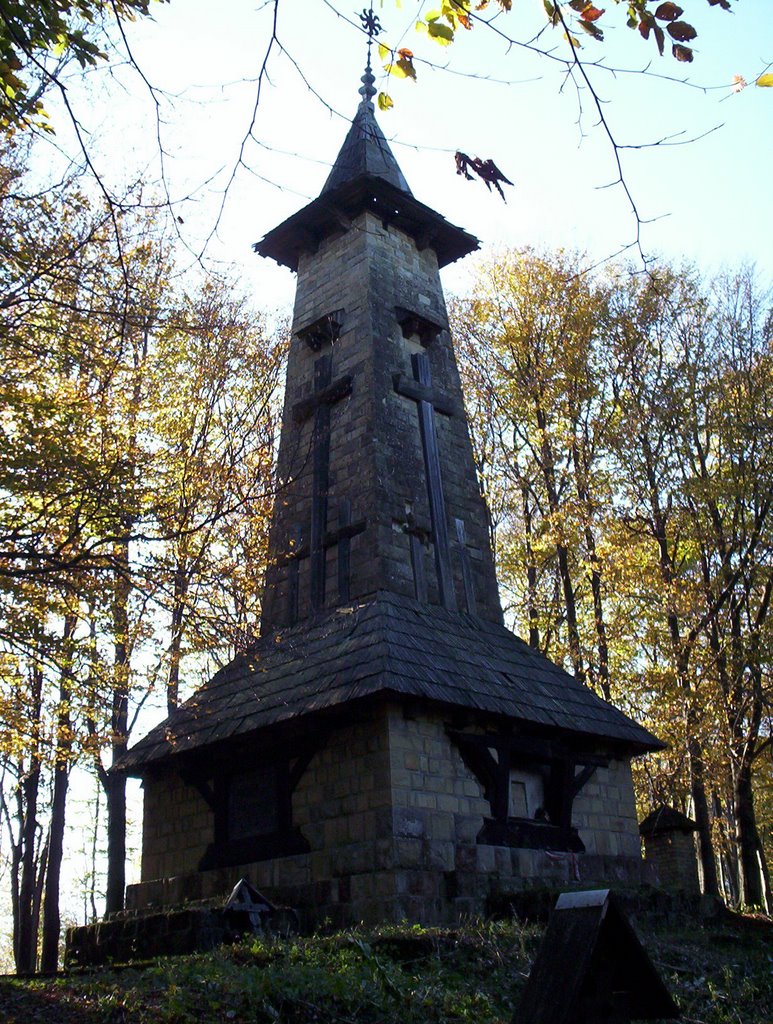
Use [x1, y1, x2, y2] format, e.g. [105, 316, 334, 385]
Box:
[49, 0, 773, 300]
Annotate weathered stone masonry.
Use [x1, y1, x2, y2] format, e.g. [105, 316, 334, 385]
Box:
[261, 210, 500, 633]
[133, 701, 643, 927]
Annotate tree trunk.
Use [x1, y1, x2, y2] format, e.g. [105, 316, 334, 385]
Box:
[686, 731, 720, 898]
[166, 561, 188, 714]
[105, 546, 131, 915]
[41, 611, 76, 971]
[520, 482, 540, 651]
[533, 407, 584, 681]
[583, 523, 611, 701]
[734, 758, 766, 908]
[15, 661, 43, 974]
[571, 436, 610, 700]
[644, 441, 721, 901]
[16, 769, 40, 973]
[105, 771, 127, 914]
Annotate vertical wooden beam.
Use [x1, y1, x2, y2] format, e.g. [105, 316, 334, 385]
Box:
[492, 743, 511, 822]
[310, 355, 332, 611]
[546, 757, 576, 830]
[455, 518, 477, 616]
[412, 352, 456, 610]
[287, 524, 303, 625]
[409, 532, 428, 603]
[337, 499, 351, 603]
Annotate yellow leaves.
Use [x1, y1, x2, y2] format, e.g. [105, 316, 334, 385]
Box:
[415, 18, 454, 45]
[414, 0, 474, 51]
[756, 73, 773, 88]
[382, 47, 417, 81]
[53, 32, 70, 57]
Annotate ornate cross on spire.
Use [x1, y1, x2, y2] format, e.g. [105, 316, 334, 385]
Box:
[357, 6, 383, 107]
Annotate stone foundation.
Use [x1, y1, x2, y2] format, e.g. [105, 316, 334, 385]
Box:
[66, 906, 236, 967]
[129, 703, 645, 929]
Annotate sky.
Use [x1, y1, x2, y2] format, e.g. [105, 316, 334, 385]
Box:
[5, 0, 771, 948]
[50, 0, 773, 303]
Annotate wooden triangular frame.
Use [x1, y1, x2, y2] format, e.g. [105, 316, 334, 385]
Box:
[516, 889, 680, 1024]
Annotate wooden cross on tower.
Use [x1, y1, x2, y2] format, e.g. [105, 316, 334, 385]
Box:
[290, 354, 364, 618]
[394, 352, 458, 610]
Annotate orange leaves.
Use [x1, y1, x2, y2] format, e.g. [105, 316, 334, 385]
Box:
[569, 1, 605, 21]
[580, 6, 605, 23]
[567, 1, 606, 41]
[393, 0, 734, 103]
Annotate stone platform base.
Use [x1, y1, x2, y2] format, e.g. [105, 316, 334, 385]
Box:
[65, 905, 238, 967]
[126, 839, 645, 933]
[66, 891, 298, 968]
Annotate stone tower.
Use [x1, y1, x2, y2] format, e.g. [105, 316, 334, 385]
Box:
[119, 61, 661, 926]
[257, 66, 500, 635]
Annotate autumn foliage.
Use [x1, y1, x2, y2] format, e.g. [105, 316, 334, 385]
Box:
[453, 248, 773, 911]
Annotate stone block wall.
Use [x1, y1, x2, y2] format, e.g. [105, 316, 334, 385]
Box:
[260, 211, 502, 634]
[140, 772, 212, 881]
[571, 758, 644, 883]
[384, 705, 644, 911]
[572, 759, 640, 854]
[129, 702, 645, 926]
[642, 831, 700, 894]
[130, 708, 396, 926]
[366, 215, 501, 622]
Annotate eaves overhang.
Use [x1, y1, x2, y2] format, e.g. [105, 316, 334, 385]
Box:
[254, 174, 479, 272]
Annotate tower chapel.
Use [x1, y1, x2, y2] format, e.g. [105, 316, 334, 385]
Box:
[119, 56, 661, 926]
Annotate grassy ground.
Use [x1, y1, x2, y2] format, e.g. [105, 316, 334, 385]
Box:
[0, 915, 770, 1023]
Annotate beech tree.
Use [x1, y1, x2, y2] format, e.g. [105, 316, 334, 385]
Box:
[0, 144, 284, 964]
[452, 249, 618, 696]
[453, 248, 773, 907]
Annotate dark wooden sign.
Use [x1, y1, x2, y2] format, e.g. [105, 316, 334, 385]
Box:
[515, 889, 679, 1024]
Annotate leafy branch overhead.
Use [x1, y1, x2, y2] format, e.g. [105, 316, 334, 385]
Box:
[0, 0, 166, 135]
[376, 0, 770, 112]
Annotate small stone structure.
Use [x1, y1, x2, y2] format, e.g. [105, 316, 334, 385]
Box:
[111, 56, 663, 932]
[639, 805, 700, 895]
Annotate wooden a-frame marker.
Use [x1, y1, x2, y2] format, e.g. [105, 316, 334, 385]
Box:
[516, 890, 680, 1024]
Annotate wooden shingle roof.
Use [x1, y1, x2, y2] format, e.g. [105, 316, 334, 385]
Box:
[118, 591, 662, 774]
[639, 805, 698, 836]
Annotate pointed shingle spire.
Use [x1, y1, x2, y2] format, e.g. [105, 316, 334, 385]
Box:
[321, 8, 411, 196]
[321, 76, 412, 196]
[254, 14, 478, 272]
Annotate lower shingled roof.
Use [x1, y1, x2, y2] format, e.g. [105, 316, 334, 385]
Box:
[118, 591, 662, 773]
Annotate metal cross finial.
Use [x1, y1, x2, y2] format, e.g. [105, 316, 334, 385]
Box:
[357, 6, 383, 107]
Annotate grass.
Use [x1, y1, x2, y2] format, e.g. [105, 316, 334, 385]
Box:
[0, 915, 770, 1023]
